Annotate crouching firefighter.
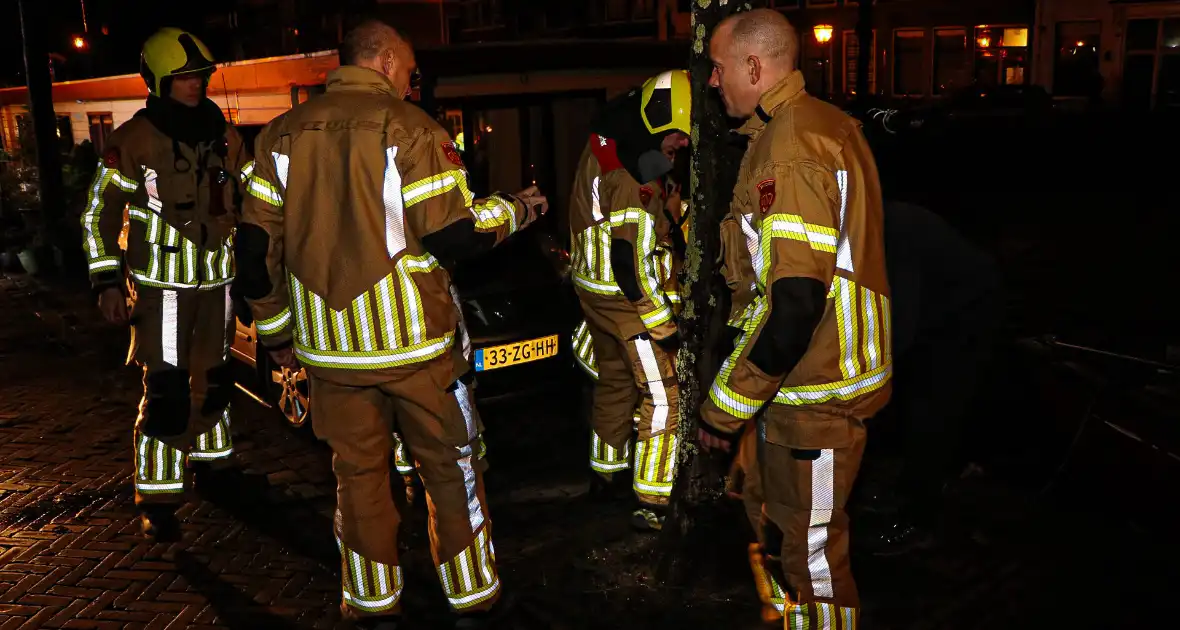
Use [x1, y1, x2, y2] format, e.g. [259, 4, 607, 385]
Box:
[237, 20, 547, 628]
[569, 70, 691, 531]
[80, 27, 249, 541]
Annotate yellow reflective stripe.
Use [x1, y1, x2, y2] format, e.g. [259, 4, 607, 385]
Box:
[240, 160, 255, 181]
[773, 362, 891, 406]
[396, 255, 439, 346]
[133, 434, 185, 494]
[707, 299, 769, 420]
[189, 407, 233, 460]
[375, 274, 402, 349]
[634, 433, 677, 497]
[81, 164, 116, 261]
[337, 536, 403, 613]
[758, 212, 838, 287]
[401, 170, 474, 207]
[247, 176, 283, 206]
[353, 291, 377, 352]
[832, 277, 859, 379]
[289, 274, 312, 347]
[437, 527, 500, 610]
[471, 195, 517, 232]
[295, 332, 453, 370]
[640, 302, 673, 328]
[589, 431, 629, 471]
[110, 170, 139, 193]
[572, 273, 620, 295]
[256, 307, 292, 335]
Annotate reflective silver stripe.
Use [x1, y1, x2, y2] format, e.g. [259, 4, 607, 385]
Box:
[383, 146, 406, 258]
[807, 449, 836, 599]
[454, 381, 485, 532]
[143, 167, 162, 212]
[294, 334, 452, 368]
[835, 170, 854, 273]
[590, 175, 604, 222]
[272, 152, 290, 189]
[634, 337, 669, 433]
[222, 286, 234, 359]
[162, 290, 179, 366]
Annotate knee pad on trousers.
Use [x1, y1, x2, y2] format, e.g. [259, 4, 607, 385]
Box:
[200, 361, 235, 415]
[143, 369, 191, 438]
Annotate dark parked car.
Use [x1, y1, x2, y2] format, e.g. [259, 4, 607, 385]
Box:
[231, 227, 581, 426]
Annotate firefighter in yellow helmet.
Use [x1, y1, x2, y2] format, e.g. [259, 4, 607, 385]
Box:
[568, 70, 690, 531]
[80, 27, 250, 541]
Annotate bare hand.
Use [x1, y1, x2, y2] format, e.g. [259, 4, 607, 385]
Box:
[514, 185, 549, 225]
[698, 427, 733, 453]
[268, 347, 299, 370]
[98, 287, 128, 324]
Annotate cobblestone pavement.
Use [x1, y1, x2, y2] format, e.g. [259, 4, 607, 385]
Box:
[2, 272, 1178, 630]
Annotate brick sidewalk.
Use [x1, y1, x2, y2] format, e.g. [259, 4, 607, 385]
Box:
[0, 274, 352, 629]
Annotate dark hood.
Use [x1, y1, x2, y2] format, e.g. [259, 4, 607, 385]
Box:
[589, 88, 675, 184]
[139, 95, 227, 148]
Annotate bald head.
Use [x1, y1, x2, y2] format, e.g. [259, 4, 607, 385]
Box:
[340, 20, 417, 99]
[721, 8, 798, 66]
[709, 9, 799, 118]
[340, 20, 405, 66]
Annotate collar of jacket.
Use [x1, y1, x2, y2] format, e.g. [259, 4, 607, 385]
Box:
[736, 70, 807, 137]
[325, 66, 400, 97]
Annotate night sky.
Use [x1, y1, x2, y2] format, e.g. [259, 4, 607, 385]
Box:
[2, 1, 232, 87]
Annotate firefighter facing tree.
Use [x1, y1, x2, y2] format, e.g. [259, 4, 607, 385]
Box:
[569, 70, 690, 531]
[701, 9, 892, 628]
[80, 28, 250, 541]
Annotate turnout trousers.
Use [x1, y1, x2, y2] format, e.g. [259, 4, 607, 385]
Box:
[735, 407, 867, 629]
[127, 284, 236, 506]
[310, 354, 500, 619]
[576, 295, 680, 508]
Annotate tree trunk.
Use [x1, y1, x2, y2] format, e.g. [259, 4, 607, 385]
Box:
[18, 0, 66, 274]
[656, 0, 750, 582]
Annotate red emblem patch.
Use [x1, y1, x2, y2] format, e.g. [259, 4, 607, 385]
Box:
[442, 141, 464, 167]
[638, 186, 654, 206]
[757, 179, 776, 214]
[102, 147, 120, 168]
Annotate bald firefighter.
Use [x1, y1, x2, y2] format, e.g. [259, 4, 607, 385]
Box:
[80, 28, 249, 541]
[569, 70, 691, 531]
[700, 11, 891, 628]
[237, 21, 546, 629]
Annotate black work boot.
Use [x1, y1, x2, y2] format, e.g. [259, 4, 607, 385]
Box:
[355, 615, 402, 630]
[588, 471, 631, 501]
[453, 591, 516, 629]
[630, 504, 667, 532]
[139, 504, 182, 542]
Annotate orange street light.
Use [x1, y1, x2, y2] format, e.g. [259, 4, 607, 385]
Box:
[73, 36, 86, 49]
[813, 24, 834, 45]
[978, 35, 991, 48]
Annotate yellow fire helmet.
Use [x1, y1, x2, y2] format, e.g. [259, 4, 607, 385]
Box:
[140, 28, 217, 97]
[640, 69, 691, 135]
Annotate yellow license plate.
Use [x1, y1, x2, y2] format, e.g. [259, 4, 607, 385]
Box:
[474, 335, 560, 372]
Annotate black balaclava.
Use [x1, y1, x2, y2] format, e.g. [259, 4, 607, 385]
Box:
[140, 74, 227, 148]
[589, 88, 676, 184]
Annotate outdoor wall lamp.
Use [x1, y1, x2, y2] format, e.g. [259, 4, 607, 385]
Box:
[813, 24, 834, 45]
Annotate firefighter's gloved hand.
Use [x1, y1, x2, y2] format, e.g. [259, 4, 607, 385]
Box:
[268, 346, 299, 370]
[512, 185, 549, 227]
[97, 287, 129, 325]
[698, 422, 737, 453]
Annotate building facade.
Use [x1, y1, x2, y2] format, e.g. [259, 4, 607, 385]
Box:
[1032, 0, 1180, 109]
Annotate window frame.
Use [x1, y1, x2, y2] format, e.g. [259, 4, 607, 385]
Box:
[932, 26, 970, 97]
[891, 28, 928, 98]
[842, 28, 877, 96]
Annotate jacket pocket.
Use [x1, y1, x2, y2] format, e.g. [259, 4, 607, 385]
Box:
[764, 409, 856, 451]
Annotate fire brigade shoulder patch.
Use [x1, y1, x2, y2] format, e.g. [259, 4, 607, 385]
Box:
[757, 179, 776, 214]
[638, 186, 654, 206]
[442, 141, 464, 167]
[102, 147, 120, 168]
